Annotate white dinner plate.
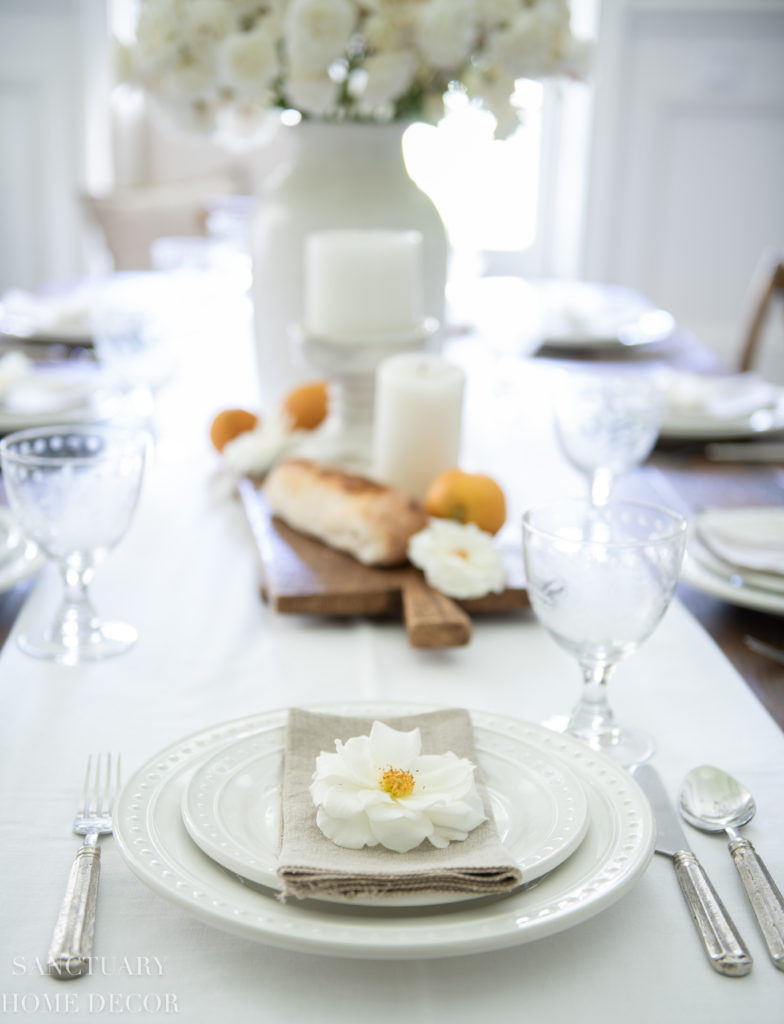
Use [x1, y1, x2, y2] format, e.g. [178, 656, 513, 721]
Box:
[0, 508, 44, 592]
[659, 391, 784, 440]
[180, 723, 590, 907]
[114, 703, 655, 960]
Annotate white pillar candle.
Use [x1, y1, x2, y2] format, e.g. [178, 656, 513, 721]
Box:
[372, 353, 465, 499]
[304, 229, 424, 340]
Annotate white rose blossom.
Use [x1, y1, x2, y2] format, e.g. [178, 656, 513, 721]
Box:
[475, 0, 521, 30]
[134, 0, 182, 66]
[363, 12, 410, 53]
[284, 0, 357, 75]
[463, 61, 520, 138]
[161, 52, 217, 99]
[414, 0, 478, 71]
[310, 721, 487, 853]
[218, 26, 279, 93]
[285, 71, 343, 116]
[126, 0, 589, 134]
[351, 51, 418, 114]
[185, 0, 233, 44]
[489, 1, 572, 78]
[407, 519, 506, 600]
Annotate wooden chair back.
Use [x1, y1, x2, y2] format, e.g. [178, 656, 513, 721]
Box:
[738, 247, 784, 372]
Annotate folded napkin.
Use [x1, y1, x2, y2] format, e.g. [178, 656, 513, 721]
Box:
[277, 708, 523, 902]
[665, 371, 778, 421]
[696, 507, 784, 576]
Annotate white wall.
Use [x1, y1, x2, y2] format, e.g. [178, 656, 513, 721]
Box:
[1, 0, 782, 375]
[584, 0, 784, 372]
[0, 0, 111, 292]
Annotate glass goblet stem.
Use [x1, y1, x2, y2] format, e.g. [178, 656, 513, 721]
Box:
[589, 468, 614, 507]
[567, 660, 620, 748]
[51, 562, 102, 648]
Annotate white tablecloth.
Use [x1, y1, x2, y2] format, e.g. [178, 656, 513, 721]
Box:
[1, 308, 782, 1023]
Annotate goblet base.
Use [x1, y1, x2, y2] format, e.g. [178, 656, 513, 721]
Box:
[17, 621, 138, 666]
[541, 715, 655, 768]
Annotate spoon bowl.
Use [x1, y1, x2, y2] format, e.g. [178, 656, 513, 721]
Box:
[680, 764, 784, 971]
[680, 764, 756, 836]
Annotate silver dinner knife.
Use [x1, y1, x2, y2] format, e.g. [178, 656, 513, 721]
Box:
[633, 764, 753, 976]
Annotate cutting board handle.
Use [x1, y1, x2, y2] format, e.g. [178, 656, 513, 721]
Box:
[402, 575, 472, 648]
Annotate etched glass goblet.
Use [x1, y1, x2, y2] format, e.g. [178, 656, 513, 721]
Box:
[0, 425, 148, 665]
[522, 499, 686, 766]
[553, 371, 664, 505]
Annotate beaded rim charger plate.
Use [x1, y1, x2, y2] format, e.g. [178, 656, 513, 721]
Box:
[114, 702, 655, 960]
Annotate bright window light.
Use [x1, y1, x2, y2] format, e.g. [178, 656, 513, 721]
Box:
[403, 81, 544, 254]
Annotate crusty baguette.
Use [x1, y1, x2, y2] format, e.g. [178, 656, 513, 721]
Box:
[264, 458, 428, 566]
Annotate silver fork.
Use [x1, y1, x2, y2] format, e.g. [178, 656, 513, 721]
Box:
[47, 754, 120, 979]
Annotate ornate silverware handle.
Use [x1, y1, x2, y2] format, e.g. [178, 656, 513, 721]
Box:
[673, 850, 753, 976]
[729, 837, 784, 970]
[47, 845, 101, 979]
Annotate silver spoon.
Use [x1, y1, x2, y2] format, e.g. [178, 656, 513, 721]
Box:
[680, 765, 784, 971]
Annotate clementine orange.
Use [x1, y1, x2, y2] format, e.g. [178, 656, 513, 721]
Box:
[424, 468, 507, 535]
[209, 408, 259, 452]
[282, 380, 329, 431]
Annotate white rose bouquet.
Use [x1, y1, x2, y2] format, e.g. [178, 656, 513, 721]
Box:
[120, 0, 590, 139]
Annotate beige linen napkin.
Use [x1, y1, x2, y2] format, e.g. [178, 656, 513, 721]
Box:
[277, 708, 523, 901]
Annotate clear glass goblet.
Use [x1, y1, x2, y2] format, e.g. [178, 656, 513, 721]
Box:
[522, 499, 687, 766]
[553, 371, 664, 505]
[0, 425, 148, 665]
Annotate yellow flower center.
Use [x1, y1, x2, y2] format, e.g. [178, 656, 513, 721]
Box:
[380, 766, 415, 798]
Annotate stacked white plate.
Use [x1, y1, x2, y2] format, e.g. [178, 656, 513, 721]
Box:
[536, 281, 676, 351]
[660, 371, 784, 441]
[682, 507, 784, 615]
[0, 361, 112, 433]
[0, 287, 93, 347]
[114, 702, 655, 959]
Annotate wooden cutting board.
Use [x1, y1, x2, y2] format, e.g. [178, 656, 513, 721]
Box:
[238, 479, 529, 649]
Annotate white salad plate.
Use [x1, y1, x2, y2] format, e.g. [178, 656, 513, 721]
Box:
[114, 703, 655, 960]
[180, 721, 590, 907]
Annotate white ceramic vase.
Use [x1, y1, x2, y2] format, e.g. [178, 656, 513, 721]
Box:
[249, 121, 448, 412]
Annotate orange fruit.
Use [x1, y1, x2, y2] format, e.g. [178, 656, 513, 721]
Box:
[209, 408, 258, 452]
[281, 380, 329, 431]
[424, 468, 507, 535]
